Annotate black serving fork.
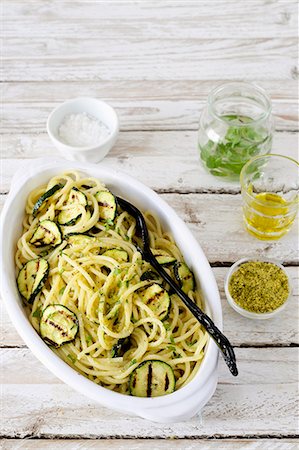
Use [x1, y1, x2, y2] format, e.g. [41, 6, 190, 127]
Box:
[116, 196, 238, 376]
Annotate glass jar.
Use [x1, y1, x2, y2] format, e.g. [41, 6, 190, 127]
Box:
[198, 82, 274, 180]
[240, 154, 299, 240]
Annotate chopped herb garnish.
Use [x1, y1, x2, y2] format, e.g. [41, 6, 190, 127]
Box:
[86, 335, 93, 346]
[67, 354, 77, 364]
[163, 322, 170, 331]
[129, 359, 137, 366]
[106, 219, 114, 226]
[59, 287, 65, 296]
[113, 268, 121, 275]
[170, 335, 175, 344]
[32, 307, 42, 319]
[167, 345, 176, 351]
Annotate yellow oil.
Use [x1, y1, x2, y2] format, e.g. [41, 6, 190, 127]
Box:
[243, 191, 295, 240]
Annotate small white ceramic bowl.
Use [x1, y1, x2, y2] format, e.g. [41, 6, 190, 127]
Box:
[224, 257, 291, 320]
[47, 97, 119, 163]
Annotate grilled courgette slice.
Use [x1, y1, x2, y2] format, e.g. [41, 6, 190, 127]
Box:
[40, 304, 78, 347]
[17, 258, 49, 303]
[155, 255, 176, 266]
[141, 283, 170, 321]
[102, 248, 129, 262]
[95, 191, 117, 222]
[129, 360, 175, 397]
[67, 187, 87, 206]
[57, 206, 83, 226]
[57, 188, 88, 226]
[66, 234, 95, 246]
[30, 220, 62, 247]
[111, 337, 130, 358]
[140, 270, 161, 282]
[33, 183, 64, 217]
[174, 262, 194, 294]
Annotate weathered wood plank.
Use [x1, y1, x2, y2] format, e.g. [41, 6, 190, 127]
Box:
[3, 37, 296, 81]
[1, 348, 298, 438]
[1, 439, 299, 450]
[1, 131, 298, 193]
[1, 267, 297, 348]
[3, 80, 297, 103]
[4, 0, 298, 39]
[2, 95, 297, 132]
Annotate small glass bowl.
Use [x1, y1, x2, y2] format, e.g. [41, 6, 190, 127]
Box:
[224, 257, 292, 319]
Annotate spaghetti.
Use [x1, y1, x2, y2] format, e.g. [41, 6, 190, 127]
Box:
[15, 171, 208, 396]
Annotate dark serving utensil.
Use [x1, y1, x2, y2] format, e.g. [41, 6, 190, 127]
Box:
[116, 196, 238, 377]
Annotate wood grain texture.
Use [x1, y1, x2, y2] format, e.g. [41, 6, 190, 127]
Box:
[1, 266, 298, 348]
[4, 0, 298, 39]
[1, 348, 298, 438]
[2, 88, 297, 132]
[1, 439, 299, 450]
[3, 37, 297, 82]
[1, 131, 298, 193]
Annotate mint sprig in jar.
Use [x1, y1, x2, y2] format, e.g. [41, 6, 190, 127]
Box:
[198, 82, 274, 180]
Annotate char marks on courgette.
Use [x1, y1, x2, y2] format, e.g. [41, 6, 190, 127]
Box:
[30, 220, 62, 247]
[58, 188, 89, 226]
[95, 191, 117, 222]
[111, 337, 131, 358]
[174, 262, 195, 294]
[66, 234, 95, 246]
[141, 283, 170, 321]
[33, 183, 64, 217]
[40, 304, 78, 347]
[129, 360, 175, 397]
[102, 248, 129, 262]
[17, 258, 49, 303]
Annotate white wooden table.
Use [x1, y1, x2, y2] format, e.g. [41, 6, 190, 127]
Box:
[1, 1, 298, 448]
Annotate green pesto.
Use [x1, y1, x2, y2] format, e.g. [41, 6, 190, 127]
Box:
[229, 261, 289, 313]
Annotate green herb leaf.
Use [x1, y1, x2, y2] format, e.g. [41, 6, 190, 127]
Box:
[67, 354, 77, 364]
[129, 358, 137, 366]
[32, 307, 42, 319]
[59, 287, 65, 296]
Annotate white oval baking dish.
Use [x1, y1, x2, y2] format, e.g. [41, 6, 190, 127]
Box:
[0, 158, 222, 423]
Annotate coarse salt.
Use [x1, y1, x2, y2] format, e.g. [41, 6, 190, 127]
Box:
[58, 112, 111, 147]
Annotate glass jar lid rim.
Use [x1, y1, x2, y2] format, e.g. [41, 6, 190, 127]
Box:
[208, 81, 272, 125]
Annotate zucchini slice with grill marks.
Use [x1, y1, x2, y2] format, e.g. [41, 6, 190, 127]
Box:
[33, 183, 64, 217]
[67, 233, 95, 246]
[102, 248, 129, 262]
[129, 360, 175, 397]
[140, 270, 161, 282]
[155, 255, 176, 266]
[30, 220, 62, 247]
[95, 191, 117, 222]
[57, 188, 88, 225]
[111, 337, 130, 358]
[68, 187, 87, 206]
[174, 262, 195, 294]
[57, 206, 83, 226]
[17, 258, 49, 303]
[40, 304, 78, 347]
[141, 283, 170, 321]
